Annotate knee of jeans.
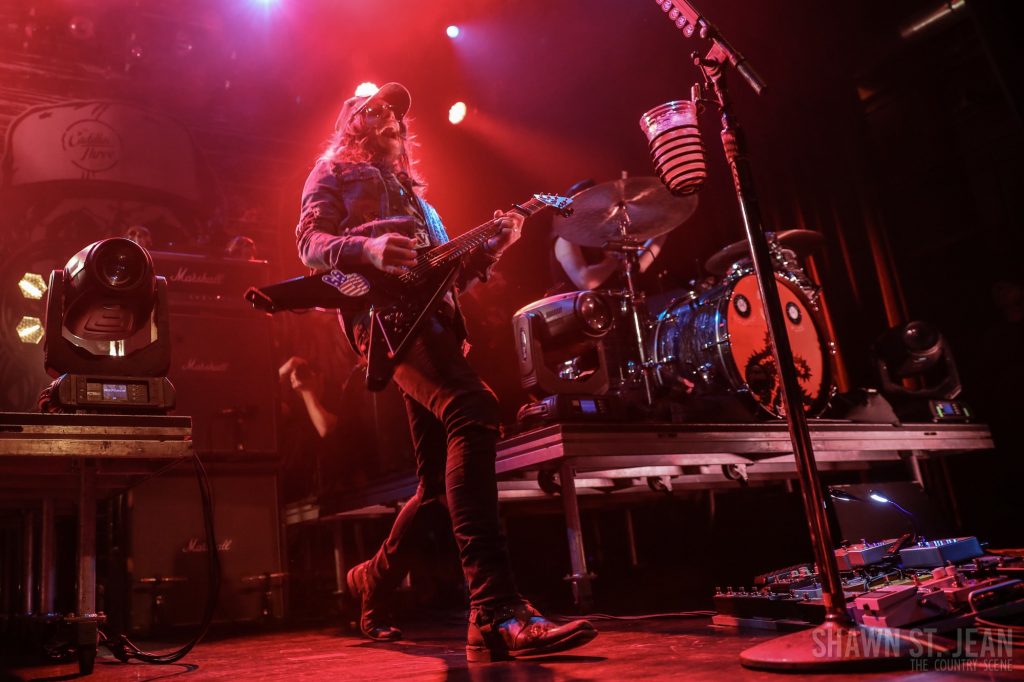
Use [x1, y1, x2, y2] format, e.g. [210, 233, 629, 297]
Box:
[424, 492, 448, 512]
[418, 478, 446, 502]
[441, 390, 500, 437]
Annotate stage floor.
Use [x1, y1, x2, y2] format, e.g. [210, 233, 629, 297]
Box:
[5, 616, 1021, 681]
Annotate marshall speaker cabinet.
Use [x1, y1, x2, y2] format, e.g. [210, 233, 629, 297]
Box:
[151, 251, 277, 455]
[125, 473, 283, 632]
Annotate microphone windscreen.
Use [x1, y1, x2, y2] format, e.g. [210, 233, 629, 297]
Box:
[640, 100, 707, 196]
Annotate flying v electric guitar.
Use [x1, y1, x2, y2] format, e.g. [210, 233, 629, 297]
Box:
[245, 193, 573, 390]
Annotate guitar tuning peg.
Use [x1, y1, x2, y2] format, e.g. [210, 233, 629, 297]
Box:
[668, 8, 680, 20]
[659, 0, 673, 12]
[683, 22, 696, 37]
[675, 16, 688, 30]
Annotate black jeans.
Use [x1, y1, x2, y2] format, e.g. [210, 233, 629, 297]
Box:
[360, 312, 519, 609]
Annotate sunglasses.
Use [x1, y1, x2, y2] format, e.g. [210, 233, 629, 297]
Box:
[361, 102, 401, 121]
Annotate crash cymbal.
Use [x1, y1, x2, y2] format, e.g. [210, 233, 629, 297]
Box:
[704, 239, 751, 277]
[776, 229, 826, 255]
[705, 229, 825, 276]
[553, 176, 698, 248]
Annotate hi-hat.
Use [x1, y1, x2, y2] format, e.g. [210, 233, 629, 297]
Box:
[705, 229, 825, 276]
[554, 176, 698, 248]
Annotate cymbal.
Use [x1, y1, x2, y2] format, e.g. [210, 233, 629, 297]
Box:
[553, 176, 698, 248]
[704, 229, 825, 276]
[777, 229, 826, 255]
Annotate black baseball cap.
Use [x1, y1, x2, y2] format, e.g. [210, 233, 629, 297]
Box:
[334, 82, 412, 132]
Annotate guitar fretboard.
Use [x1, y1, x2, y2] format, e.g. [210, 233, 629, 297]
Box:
[399, 197, 549, 283]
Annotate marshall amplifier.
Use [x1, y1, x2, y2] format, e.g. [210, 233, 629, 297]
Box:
[151, 251, 273, 313]
[151, 252, 277, 454]
[125, 473, 283, 632]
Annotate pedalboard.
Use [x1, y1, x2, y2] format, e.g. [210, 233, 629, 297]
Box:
[712, 537, 1022, 632]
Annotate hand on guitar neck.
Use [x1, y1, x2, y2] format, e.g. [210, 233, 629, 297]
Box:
[484, 210, 525, 256]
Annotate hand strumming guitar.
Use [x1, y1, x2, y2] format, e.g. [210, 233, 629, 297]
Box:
[360, 216, 421, 274]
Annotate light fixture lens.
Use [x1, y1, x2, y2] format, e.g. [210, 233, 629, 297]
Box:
[448, 101, 467, 125]
[577, 292, 613, 336]
[19, 273, 47, 300]
[869, 493, 890, 504]
[446, 25, 460, 39]
[16, 316, 44, 344]
[96, 240, 145, 288]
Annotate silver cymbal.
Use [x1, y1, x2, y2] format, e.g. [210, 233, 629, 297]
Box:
[705, 229, 825, 276]
[553, 176, 699, 248]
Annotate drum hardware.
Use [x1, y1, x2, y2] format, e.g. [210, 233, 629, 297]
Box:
[705, 229, 826, 277]
[700, 335, 729, 351]
[698, 362, 713, 383]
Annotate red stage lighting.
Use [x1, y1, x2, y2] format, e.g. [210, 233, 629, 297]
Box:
[446, 25, 461, 39]
[354, 82, 379, 97]
[448, 101, 467, 125]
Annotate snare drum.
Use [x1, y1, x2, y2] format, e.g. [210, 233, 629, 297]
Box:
[652, 271, 834, 417]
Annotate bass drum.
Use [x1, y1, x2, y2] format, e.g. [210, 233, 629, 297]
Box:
[652, 272, 834, 418]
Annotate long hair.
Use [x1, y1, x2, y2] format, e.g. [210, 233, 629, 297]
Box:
[319, 117, 426, 193]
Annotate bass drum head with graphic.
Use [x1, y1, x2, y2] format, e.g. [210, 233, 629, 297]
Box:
[724, 274, 829, 416]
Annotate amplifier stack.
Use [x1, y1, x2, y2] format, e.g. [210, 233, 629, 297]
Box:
[151, 251, 277, 455]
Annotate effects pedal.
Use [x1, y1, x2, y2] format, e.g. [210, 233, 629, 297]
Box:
[835, 539, 900, 570]
[899, 537, 984, 568]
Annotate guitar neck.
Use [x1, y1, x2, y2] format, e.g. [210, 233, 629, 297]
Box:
[419, 197, 547, 268]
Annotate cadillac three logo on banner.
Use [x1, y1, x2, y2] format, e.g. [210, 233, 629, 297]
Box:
[2, 100, 206, 201]
[61, 118, 122, 174]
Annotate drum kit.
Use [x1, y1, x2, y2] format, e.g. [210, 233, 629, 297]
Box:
[517, 175, 836, 420]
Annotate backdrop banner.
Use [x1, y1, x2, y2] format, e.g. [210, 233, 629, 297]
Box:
[2, 100, 206, 204]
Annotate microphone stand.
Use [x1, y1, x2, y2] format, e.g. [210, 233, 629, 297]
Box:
[655, 0, 952, 670]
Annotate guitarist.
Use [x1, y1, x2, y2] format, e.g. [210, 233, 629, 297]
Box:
[294, 83, 597, 661]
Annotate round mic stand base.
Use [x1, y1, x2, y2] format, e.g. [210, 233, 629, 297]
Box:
[739, 620, 956, 672]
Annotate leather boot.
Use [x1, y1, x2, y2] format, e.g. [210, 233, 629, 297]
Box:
[345, 561, 402, 642]
[466, 601, 597, 662]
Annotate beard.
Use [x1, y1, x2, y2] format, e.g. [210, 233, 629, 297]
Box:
[360, 121, 403, 164]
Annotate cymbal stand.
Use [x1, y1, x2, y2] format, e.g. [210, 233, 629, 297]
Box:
[608, 202, 654, 405]
[655, 0, 952, 669]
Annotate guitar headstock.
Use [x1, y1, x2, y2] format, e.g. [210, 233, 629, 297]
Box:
[534, 193, 574, 217]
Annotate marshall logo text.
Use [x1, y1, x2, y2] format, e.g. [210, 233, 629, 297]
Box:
[182, 537, 234, 553]
[169, 266, 227, 287]
[181, 358, 230, 373]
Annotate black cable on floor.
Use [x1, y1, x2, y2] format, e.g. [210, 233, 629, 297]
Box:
[101, 451, 221, 664]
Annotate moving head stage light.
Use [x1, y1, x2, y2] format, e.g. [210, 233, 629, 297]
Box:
[41, 238, 174, 413]
[513, 290, 619, 397]
[871, 320, 967, 422]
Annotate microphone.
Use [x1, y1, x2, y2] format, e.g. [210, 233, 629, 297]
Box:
[639, 100, 707, 196]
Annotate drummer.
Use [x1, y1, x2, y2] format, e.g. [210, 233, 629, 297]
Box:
[548, 179, 667, 294]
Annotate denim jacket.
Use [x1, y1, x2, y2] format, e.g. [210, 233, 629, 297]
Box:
[295, 159, 497, 350]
